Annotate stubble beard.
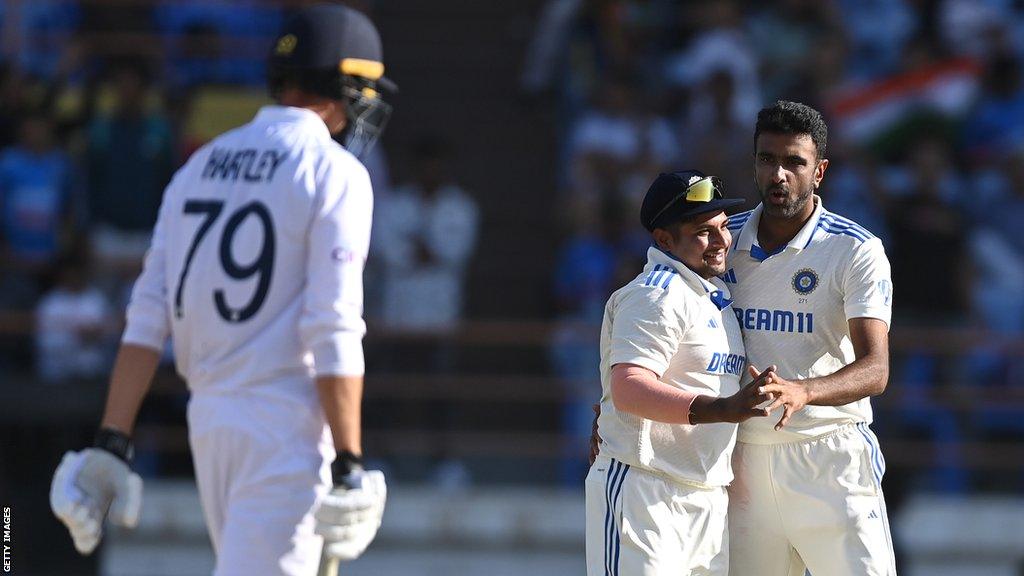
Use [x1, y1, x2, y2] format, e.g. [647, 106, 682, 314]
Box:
[760, 182, 814, 219]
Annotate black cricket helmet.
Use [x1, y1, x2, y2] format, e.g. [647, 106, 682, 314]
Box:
[267, 4, 397, 158]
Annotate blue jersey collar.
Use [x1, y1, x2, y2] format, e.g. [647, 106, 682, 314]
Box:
[733, 195, 825, 260]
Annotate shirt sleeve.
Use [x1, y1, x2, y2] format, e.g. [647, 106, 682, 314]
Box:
[300, 154, 372, 377]
[842, 237, 893, 328]
[608, 288, 684, 376]
[121, 172, 179, 351]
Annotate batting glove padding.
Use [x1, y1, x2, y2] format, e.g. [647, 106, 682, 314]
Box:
[314, 469, 386, 561]
[50, 449, 143, 555]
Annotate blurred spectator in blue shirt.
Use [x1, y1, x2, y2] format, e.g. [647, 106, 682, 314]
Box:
[0, 0, 80, 79]
[986, 151, 1024, 257]
[0, 110, 76, 370]
[155, 1, 282, 89]
[549, 196, 617, 485]
[939, 0, 1020, 59]
[968, 149, 1024, 357]
[0, 111, 76, 271]
[552, 198, 617, 324]
[962, 53, 1024, 166]
[833, 0, 916, 79]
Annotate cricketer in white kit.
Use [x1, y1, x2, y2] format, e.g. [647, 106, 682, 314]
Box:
[50, 5, 395, 575]
[725, 101, 897, 576]
[586, 171, 777, 576]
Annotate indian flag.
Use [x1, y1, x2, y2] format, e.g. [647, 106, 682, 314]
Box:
[828, 58, 982, 144]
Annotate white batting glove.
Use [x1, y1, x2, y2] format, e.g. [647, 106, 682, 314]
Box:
[50, 448, 143, 555]
[314, 469, 386, 561]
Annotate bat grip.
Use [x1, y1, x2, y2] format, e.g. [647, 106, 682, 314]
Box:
[316, 544, 340, 576]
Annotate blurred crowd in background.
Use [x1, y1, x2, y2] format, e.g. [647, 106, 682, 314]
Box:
[526, 0, 1024, 495]
[2, 0, 1024, 504]
[0, 0, 480, 373]
[0, 0, 482, 484]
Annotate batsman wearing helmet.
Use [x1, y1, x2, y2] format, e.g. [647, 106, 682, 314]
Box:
[49, 4, 394, 574]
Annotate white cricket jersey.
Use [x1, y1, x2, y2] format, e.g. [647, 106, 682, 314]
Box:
[122, 106, 372, 397]
[597, 247, 745, 487]
[724, 197, 893, 444]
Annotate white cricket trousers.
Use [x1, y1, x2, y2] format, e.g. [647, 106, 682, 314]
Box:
[187, 389, 334, 576]
[728, 423, 896, 576]
[585, 455, 729, 576]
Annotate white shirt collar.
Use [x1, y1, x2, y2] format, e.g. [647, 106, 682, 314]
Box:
[647, 246, 718, 295]
[733, 195, 825, 259]
[253, 105, 333, 142]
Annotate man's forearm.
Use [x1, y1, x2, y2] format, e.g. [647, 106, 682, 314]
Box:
[803, 353, 888, 406]
[316, 374, 363, 454]
[99, 343, 162, 434]
[610, 364, 697, 425]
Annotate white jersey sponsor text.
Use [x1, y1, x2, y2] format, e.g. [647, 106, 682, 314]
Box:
[725, 198, 893, 444]
[597, 247, 745, 487]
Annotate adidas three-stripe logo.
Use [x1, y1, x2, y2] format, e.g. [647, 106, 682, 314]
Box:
[604, 459, 630, 576]
[644, 264, 677, 288]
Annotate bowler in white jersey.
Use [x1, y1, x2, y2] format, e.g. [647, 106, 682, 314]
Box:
[725, 101, 896, 576]
[50, 5, 394, 574]
[587, 170, 777, 576]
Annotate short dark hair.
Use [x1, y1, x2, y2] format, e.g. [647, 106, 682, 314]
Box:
[658, 219, 682, 240]
[754, 100, 828, 159]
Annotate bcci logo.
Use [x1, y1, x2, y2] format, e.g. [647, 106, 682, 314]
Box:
[792, 268, 818, 295]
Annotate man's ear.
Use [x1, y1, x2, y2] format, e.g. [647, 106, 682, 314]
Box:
[814, 157, 829, 189]
[651, 228, 673, 251]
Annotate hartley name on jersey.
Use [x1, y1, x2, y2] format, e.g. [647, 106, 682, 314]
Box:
[202, 147, 287, 183]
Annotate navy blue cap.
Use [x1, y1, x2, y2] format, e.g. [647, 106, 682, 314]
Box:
[640, 170, 745, 232]
[269, 4, 396, 91]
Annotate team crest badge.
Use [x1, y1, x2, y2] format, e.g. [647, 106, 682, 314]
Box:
[792, 268, 818, 295]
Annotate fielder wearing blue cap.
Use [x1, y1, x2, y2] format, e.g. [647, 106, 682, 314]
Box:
[585, 170, 777, 576]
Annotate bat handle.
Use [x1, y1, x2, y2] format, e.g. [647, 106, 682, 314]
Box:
[316, 544, 340, 576]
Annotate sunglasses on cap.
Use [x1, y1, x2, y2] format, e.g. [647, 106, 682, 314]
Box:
[648, 176, 724, 225]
